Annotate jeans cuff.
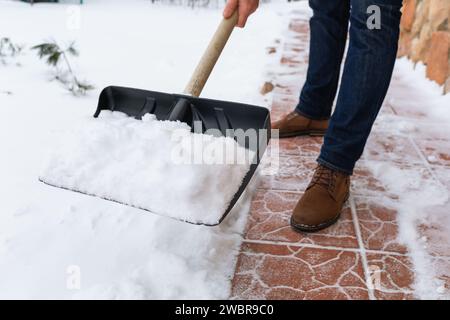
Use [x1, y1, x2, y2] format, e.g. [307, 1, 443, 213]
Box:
[296, 98, 330, 121]
[317, 157, 353, 176]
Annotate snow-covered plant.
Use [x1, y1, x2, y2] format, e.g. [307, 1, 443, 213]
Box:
[0, 37, 24, 65]
[154, 0, 219, 8]
[187, 0, 211, 8]
[31, 41, 94, 96]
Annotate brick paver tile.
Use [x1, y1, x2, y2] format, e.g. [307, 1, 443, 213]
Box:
[277, 136, 323, 157]
[245, 189, 358, 248]
[431, 165, 450, 190]
[417, 204, 450, 259]
[270, 95, 298, 119]
[231, 243, 369, 300]
[363, 133, 422, 165]
[351, 161, 391, 198]
[288, 20, 309, 34]
[259, 155, 316, 191]
[379, 103, 396, 115]
[280, 55, 302, 67]
[416, 138, 450, 167]
[431, 258, 450, 295]
[273, 83, 302, 97]
[366, 253, 415, 300]
[390, 104, 428, 120]
[354, 197, 407, 254]
[386, 82, 429, 120]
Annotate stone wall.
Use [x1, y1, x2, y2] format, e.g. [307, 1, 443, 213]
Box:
[398, 0, 450, 93]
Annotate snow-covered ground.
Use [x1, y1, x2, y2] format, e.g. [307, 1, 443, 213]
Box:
[0, 0, 287, 299]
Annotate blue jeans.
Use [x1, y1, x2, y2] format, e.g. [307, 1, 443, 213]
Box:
[296, 0, 403, 175]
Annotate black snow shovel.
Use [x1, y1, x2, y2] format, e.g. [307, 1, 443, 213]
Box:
[41, 11, 271, 226]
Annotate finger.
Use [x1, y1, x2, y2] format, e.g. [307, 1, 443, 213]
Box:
[237, 5, 250, 28]
[223, 0, 238, 18]
[251, 1, 259, 13]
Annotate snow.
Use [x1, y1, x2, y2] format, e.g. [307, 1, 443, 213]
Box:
[393, 59, 450, 123]
[0, 0, 287, 299]
[39, 111, 255, 225]
[437, 286, 447, 295]
[427, 155, 438, 164]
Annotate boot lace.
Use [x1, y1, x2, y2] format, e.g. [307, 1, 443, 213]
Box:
[309, 165, 337, 191]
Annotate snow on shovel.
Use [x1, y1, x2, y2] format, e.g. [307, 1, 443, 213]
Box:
[39, 11, 271, 226]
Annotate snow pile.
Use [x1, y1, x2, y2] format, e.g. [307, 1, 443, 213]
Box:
[0, 189, 253, 299]
[40, 111, 255, 225]
[393, 59, 450, 123]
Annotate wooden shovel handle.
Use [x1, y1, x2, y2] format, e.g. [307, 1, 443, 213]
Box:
[183, 10, 239, 97]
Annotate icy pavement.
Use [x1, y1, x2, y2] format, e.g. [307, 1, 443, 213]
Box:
[231, 7, 450, 300]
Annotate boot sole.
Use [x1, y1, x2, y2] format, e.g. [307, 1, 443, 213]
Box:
[290, 193, 350, 233]
[290, 213, 341, 233]
[278, 130, 326, 139]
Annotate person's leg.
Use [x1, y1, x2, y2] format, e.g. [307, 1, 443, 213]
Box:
[318, 0, 403, 174]
[291, 0, 403, 233]
[271, 0, 350, 137]
[296, 0, 350, 120]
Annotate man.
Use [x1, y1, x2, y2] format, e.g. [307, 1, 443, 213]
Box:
[224, 0, 403, 232]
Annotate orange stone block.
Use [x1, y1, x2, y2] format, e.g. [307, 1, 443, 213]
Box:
[400, 0, 416, 32]
[426, 31, 450, 85]
[398, 30, 413, 57]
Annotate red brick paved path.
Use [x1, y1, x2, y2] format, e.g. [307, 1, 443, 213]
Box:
[230, 10, 450, 300]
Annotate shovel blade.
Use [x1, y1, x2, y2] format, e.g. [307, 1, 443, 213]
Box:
[96, 86, 271, 146]
[45, 86, 271, 226]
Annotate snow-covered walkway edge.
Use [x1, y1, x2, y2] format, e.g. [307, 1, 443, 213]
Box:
[366, 58, 450, 299]
[0, 0, 289, 299]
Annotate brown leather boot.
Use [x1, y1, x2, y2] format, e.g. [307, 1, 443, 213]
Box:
[271, 110, 328, 138]
[291, 165, 350, 232]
